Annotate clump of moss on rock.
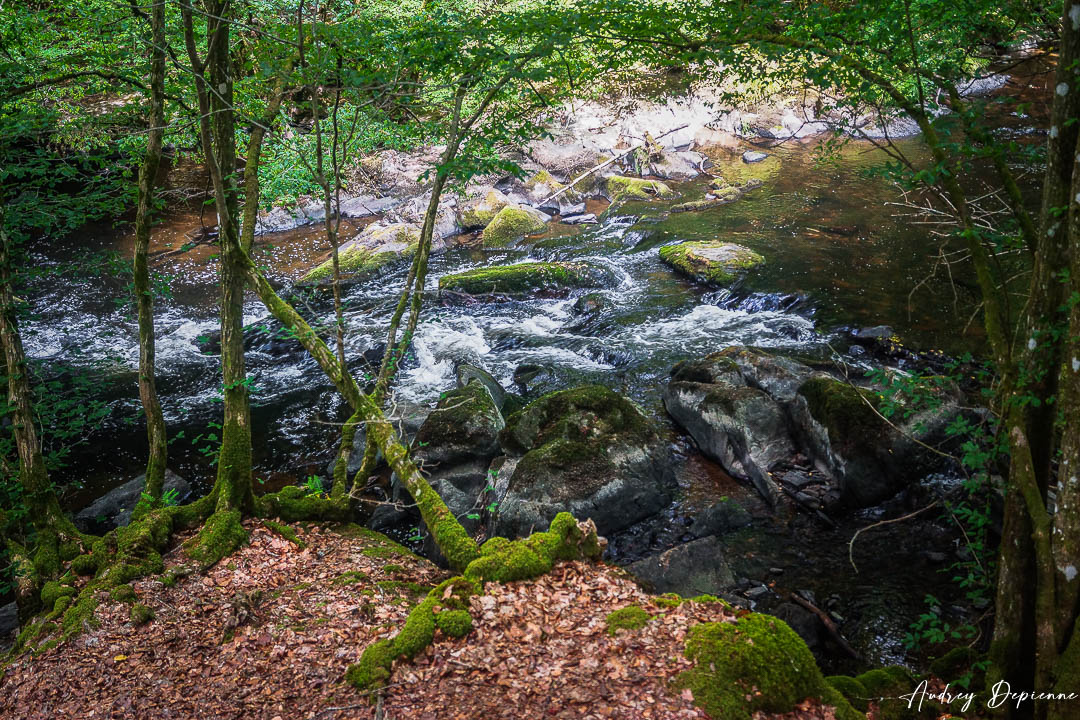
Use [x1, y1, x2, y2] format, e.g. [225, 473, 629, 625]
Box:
[675, 613, 863, 720]
[300, 223, 420, 285]
[460, 189, 511, 229]
[604, 176, 673, 201]
[130, 603, 155, 625]
[658, 241, 764, 286]
[438, 262, 612, 298]
[605, 605, 651, 635]
[480, 205, 548, 247]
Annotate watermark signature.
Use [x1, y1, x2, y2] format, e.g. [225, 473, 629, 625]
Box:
[900, 679, 1078, 713]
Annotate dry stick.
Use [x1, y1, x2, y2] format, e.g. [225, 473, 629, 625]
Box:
[529, 123, 689, 209]
[847, 500, 940, 573]
[788, 592, 861, 660]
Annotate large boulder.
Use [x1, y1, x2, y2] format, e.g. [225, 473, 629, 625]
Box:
[659, 241, 764, 286]
[438, 261, 615, 300]
[298, 222, 421, 286]
[627, 535, 736, 596]
[412, 379, 506, 523]
[664, 346, 959, 509]
[74, 470, 191, 533]
[490, 385, 671, 537]
[459, 188, 511, 230]
[480, 204, 550, 247]
[649, 151, 706, 180]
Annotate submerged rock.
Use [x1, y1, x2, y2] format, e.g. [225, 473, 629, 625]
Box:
[438, 262, 614, 299]
[480, 204, 549, 246]
[490, 385, 671, 537]
[298, 222, 421, 286]
[74, 470, 191, 533]
[627, 535, 736, 596]
[658, 241, 764, 286]
[742, 150, 768, 163]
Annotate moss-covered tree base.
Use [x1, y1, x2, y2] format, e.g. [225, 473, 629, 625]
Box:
[182, 510, 248, 569]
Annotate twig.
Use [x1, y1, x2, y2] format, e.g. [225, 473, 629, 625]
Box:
[847, 500, 939, 573]
[789, 592, 861, 660]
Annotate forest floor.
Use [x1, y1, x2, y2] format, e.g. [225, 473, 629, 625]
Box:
[0, 520, 845, 719]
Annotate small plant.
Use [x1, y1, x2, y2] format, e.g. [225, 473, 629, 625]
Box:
[304, 475, 326, 497]
[139, 487, 180, 507]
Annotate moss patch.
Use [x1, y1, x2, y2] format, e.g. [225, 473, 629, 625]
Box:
[658, 241, 764, 286]
[605, 605, 651, 635]
[461, 189, 511, 229]
[436, 608, 473, 638]
[480, 205, 547, 247]
[439, 262, 611, 298]
[675, 613, 862, 720]
[604, 175, 673, 201]
[130, 603, 155, 625]
[261, 519, 306, 548]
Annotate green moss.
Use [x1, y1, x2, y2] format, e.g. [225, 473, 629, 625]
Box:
[333, 570, 370, 585]
[438, 262, 609, 297]
[605, 605, 651, 635]
[160, 564, 194, 588]
[854, 667, 920, 720]
[301, 224, 420, 284]
[436, 609, 473, 638]
[653, 593, 684, 609]
[798, 376, 882, 441]
[464, 512, 603, 584]
[929, 646, 982, 679]
[40, 580, 75, 609]
[670, 199, 719, 213]
[130, 603, 155, 625]
[461, 190, 510, 229]
[362, 546, 412, 560]
[604, 175, 673, 201]
[332, 524, 418, 558]
[658, 241, 764, 286]
[383, 563, 405, 574]
[675, 613, 863, 720]
[827, 676, 870, 712]
[258, 485, 348, 523]
[261, 519, 306, 548]
[376, 580, 428, 597]
[110, 584, 137, 603]
[480, 205, 547, 247]
[183, 510, 248, 569]
[345, 638, 395, 690]
[70, 553, 98, 576]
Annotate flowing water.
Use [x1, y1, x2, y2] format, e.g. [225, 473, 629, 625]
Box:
[21, 134, 1036, 668]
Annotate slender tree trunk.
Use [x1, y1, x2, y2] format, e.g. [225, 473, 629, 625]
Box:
[132, 0, 168, 499]
[0, 214, 81, 618]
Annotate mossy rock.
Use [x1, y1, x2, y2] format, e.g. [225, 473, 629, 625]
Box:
[710, 154, 782, 186]
[658, 241, 764, 286]
[480, 205, 548, 247]
[493, 385, 670, 537]
[460, 189, 511, 230]
[130, 602, 154, 625]
[605, 605, 651, 635]
[300, 223, 420, 285]
[855, 667, 924, 719]
[675, 613, 863, 720]
[827, 675, 870, 712]
[413, 380, 504, 465]
[438, 262, 613, 299]
[604, 175, 673, 201]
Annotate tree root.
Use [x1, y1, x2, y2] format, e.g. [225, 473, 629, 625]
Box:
[345, 513, 604, 692]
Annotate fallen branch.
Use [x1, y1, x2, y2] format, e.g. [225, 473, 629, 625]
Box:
[788, 592, 861, 660]
[531, 123, 689, 208]
[847, 500, 940, 573]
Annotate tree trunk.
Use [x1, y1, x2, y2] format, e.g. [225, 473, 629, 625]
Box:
[183, 0, 253, 515]
[132, 0, 168, 499]
[0, 216, 81, 619]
